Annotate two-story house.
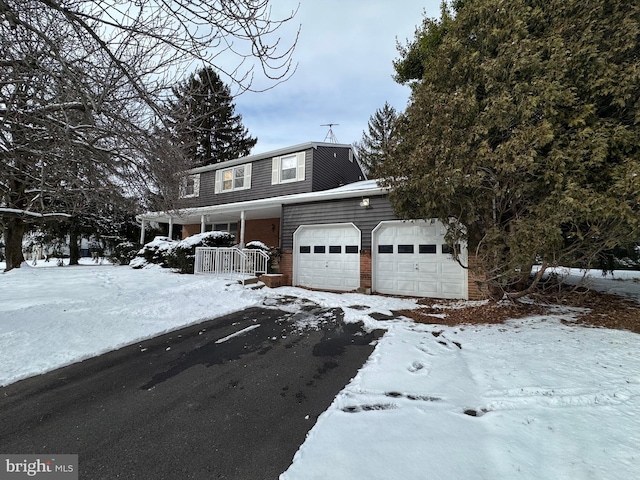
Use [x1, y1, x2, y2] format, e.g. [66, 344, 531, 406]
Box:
[137, 142, 483, 300]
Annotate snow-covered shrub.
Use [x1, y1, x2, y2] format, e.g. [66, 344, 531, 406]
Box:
[22, 231, 46, 252]
[245, 241, 280, 274]
[245, 240, 269, 251]
[130, 236, 177, 269]
[131, 232, 235, 272]
[109, 241, 141, 265]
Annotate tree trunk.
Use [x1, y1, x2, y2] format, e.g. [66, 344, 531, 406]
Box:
[69, 221, 80, 265]
[3, 217, 26, 271]
[507, 263, 549, 300]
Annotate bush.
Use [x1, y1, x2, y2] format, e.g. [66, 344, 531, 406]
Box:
[268, 247, 282, 274]
[130, 236, 176, 269]
[245, 241, 280, 274]
[109, 241, 141, 265]
[130, 232, 234, 272]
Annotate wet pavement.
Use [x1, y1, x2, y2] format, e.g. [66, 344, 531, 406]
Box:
[0, 298, 383, 479]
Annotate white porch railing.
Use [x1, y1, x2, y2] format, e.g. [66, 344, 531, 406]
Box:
[194, 247, 269, 282]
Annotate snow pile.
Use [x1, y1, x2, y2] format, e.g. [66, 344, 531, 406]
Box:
[178, 231, 231, 248]
[245, 240, 269, 250]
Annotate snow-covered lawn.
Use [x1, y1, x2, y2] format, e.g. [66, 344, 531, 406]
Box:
[1, 260, 639, 480]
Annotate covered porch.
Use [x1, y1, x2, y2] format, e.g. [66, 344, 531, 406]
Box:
[137, 201, 282, 249]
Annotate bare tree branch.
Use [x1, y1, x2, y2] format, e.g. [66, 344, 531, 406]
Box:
[1, 0, 299, 270]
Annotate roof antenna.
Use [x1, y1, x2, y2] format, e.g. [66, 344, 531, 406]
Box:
[321, 123, 339, 143]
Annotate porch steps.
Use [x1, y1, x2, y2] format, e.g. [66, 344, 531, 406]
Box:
[239, 276, 260, 286]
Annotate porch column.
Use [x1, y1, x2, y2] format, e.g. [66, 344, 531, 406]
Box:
[139, 219, 146, 244]
[168, 217, 174, 239]
[200, 215, 206, 233]
[239, 210, 246, 248]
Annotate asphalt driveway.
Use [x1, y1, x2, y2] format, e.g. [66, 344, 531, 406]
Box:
[0, 296, 383, 479]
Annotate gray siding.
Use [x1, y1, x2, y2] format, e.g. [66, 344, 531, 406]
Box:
[281, 196, 397, 250]
[311, 145, 366, 191]
[178, 149, 313, 208]
[176, 143, 367, 211]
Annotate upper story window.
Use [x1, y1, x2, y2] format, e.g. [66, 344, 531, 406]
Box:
[272, 152, 305, 185]
[179, 174, 200, 198]
[215, 163, 252, 194]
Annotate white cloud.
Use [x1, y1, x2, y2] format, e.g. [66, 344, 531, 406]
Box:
[231, 0, 442, 153]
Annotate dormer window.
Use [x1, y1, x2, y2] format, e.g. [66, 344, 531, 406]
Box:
[281, 156, 297, 181]
[179, 174, 200, 198]
[272, 152, 305, 184]
[215, 163, 252, 193]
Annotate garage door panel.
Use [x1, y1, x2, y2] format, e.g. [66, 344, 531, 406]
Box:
[417, 226, 437, 238]
[343, 261, 359, 272]
[416, 281, 439, 293]
[417, 263, 438, 274]
[327, 260, 343, 270]
[396, 279, 420, 293]
[299, 258, 313, 268]
[397, 261, 416, 273]
[377, 278, 396, 290]
[441, 282, 464, 295]
[373, 221, 467, 299]
[377, 261, 395, 273]
[294, 224, 361, 292]
[311, 259, 328, 269]
[441, 263, 462, 274]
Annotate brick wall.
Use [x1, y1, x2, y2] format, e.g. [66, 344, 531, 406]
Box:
[182, 224, 200, 239]
[359, 249, 372, 290]
[279, 249, 293, 286]
[180, 218, 280, 247]
[244, 218, 280, 248]
[467, 254, 489, 300]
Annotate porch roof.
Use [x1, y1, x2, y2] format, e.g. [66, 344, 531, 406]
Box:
[137, 180, 387, 226]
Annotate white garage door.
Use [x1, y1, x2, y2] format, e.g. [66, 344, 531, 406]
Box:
[372, 220, 467, 299]
[293, 223, 361, 291]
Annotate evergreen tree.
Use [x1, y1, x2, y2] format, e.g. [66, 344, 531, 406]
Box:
[380, 0, 640, 297]
[167, 67, 257, 168]
[355, 102, 399, 178]
[393, 2, 457, 90]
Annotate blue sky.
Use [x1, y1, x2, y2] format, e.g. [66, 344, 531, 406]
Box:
[230, 1, 442, 154]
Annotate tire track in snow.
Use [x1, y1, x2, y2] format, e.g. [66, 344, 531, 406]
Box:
[480, 384, 640, 411]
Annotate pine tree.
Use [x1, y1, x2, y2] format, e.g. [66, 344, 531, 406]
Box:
[393, 2, 456, 91]
[355, 102, 399, 178]
[167, 67, 257, 168]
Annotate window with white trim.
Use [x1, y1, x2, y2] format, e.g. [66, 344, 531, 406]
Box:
[179, 174, 200, 198]
[215, 163, 252, 193]
[271, 152, 305, 184]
